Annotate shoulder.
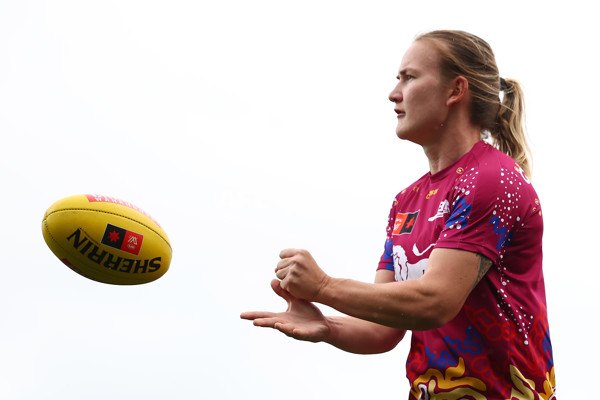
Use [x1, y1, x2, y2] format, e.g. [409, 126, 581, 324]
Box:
[463, 142, 520, 176]
[456, 142, 534, 198]
[437, 143, 542, 259]
[449, 142, 541, 224]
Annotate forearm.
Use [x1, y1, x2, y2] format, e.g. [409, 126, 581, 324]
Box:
[317, 277, 448, 331]
[324, 315, 405, 354]
[277, 248, 476, 331]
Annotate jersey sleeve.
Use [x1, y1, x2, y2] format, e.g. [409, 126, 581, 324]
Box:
[377, 198, 397, 271]
[434, 163, 536, 263]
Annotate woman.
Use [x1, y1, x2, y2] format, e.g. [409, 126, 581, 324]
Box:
[241, 30, 556, 399]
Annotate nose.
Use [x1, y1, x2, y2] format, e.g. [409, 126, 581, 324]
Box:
[389, 81, 402, 103]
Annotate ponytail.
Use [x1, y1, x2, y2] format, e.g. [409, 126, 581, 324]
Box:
[490, 79, 533, 179]
[416, 30, 534, 179]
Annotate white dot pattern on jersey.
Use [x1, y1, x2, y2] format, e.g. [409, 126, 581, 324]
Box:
[444, 165, 534, 345]
[494, 166, 533, 345]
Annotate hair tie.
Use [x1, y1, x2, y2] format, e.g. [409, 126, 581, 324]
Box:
[500, 77, 508, 91]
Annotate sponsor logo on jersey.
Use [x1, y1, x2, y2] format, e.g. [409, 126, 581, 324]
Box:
[393, 211, 419, 235]
[426, 189, 439, 199]
[101, 224, 144, 256]
[428, 199, 450, 221]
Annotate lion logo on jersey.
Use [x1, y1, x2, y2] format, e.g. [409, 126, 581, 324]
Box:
[393, 245, 428, 281]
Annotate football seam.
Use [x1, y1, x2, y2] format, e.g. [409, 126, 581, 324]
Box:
[44, 208, 172, 251]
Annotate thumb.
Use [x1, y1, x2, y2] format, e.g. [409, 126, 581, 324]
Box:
[270, 279, 295, 305]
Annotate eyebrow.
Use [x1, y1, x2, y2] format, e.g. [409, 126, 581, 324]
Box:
[397, 68, 416, 79]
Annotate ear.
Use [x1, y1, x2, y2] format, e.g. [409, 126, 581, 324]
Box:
[446, 76, 469, 106]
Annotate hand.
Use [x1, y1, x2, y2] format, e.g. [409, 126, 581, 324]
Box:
[275, 248, 330, 302]
[240, 279, 331, 343]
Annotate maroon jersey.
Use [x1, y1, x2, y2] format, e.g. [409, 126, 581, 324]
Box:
[378, 141, 556, 399]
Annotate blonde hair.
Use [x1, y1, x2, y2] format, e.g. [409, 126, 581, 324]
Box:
[415, 30, 533, 178]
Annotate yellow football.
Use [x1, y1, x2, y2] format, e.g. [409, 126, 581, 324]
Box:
[42, 194, 172, 285]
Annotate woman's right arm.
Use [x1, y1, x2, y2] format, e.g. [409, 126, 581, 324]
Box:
[241, 269, 406, 355]
[324, 269, 406, 354]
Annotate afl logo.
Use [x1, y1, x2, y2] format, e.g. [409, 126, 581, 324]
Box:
[392, 211, 419, 235]
[101, 224, 144, 256]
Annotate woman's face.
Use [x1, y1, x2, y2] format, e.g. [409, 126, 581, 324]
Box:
[389, 40, 452, 146]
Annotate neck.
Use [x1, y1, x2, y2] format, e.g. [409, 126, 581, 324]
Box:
[423, 125, 482, 175]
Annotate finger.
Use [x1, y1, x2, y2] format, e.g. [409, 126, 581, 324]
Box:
[273, 322, 298, 337]
[275, 257, 294, 271]
[279, 248, 298, 259]
[240, 311, 276, 320]
[279, 275, 291, 293]
[273, 323, 316, 342]
[275, 266, 289, 280]
[253, 317, 287, 328]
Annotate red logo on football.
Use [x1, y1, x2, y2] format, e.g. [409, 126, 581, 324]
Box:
[101, 224, 144, 256]
[123, 230, 143, 255]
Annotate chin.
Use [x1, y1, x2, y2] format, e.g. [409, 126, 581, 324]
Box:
[396, 129, 417, 143]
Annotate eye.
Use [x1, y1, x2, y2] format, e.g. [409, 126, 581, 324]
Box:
[397, 73, 415, 82]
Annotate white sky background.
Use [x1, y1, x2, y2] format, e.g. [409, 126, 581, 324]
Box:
[1, 0, 597, 398]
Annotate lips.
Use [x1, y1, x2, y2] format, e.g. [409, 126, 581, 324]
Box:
[395, 109, 406, 117]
